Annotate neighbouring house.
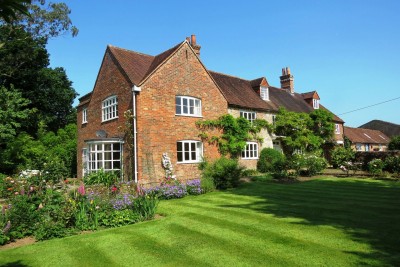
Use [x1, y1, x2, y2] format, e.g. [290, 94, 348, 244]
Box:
[77, 35, 344, 184]
[359, 120, 400, 139]
[344, 126, 390, 152]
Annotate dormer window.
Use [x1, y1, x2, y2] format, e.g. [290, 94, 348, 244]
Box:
[260, 86, 269, 101]
[313, 99, 320, 109]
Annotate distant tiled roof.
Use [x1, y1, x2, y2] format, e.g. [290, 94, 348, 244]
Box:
[209, 71, 278, 112]
[359, 120, 400, 138]
[268, 87, 344, 123]
[344, 126, 389, 144]
[108, 42, 183, 85]
[301, 91, 319, 100]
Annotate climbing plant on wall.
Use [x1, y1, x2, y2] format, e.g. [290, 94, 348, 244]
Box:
[196, 114, 271, 159]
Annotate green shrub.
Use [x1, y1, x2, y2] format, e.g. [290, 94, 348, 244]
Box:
[384, 156, 400, 177]
[8, 195, 41, 239]
[42, 157, 69, 183]
[34, 218, 71, 241]
[132, 194, 158, 221]
[331, 146, 355, 168]
[242, 169, 259, 177]
[99, 209, 139, 228]
[84, 169, 120, 187]
[257, 148, 285, 173]
[368, 159, 385, 177]
[291, 152, 327, 176]
[388, 135, 400, 150]
[200, 176, 215, 193]
[202, 157, 244, 190]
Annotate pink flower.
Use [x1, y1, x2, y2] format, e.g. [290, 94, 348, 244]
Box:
[78, 183, 85, 196]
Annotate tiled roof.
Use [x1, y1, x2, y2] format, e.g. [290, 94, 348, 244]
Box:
[94, 41, 344, 124]
[301, 91, 319, 100]
[269, 87, 314, 113]
[268, 87, 343, 123]
[209, 71, 278, 112]
[108, 42, 183, 85]
[344, 126, 389, 144]
[359, 120, 400, 138]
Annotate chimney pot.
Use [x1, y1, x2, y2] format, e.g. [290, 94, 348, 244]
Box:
[191, 34, 196, 45]
[280, 66, 294, 94]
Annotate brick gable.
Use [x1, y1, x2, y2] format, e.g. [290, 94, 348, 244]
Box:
[137, 42, 226, 183]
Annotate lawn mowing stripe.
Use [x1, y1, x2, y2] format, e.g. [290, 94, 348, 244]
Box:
[237, 182, 400, 202]
[182, 211, 372, 253]
[165, 222, 297, 266]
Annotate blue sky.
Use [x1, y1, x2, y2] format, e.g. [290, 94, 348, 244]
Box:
[46, 0, 400, 127]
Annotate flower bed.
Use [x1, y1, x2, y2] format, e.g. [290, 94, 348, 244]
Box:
[0, 176, 206, 246]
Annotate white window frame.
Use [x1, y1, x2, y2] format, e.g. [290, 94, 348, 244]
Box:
[313, 99, 320, 109]
[85, 141, 123, 174]
[82, 108, 88, 124]
[335, 124, 340, 134]
[241, 142, 259, 159]
[260, 86, 269, 101]
[102, 96, 118, 122]
[175, 96, 202, 117]
[240, 111, 256, 124]
[177, 140, 203, 163]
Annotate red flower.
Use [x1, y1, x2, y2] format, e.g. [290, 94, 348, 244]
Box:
[111, 186, 118, 192]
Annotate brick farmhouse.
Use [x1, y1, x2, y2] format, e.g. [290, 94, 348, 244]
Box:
[77, 35, 344, 184]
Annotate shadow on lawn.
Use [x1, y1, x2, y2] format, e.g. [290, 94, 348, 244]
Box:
[0, 261, 29, 267]
[225, 178, 400, 266]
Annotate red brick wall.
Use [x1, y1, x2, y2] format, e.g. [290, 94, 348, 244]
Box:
[78, 43, 227, 183]
[77, 50, 133, 179]
[137, 43, 227, 184]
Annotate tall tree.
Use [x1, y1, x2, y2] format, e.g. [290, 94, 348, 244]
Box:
[274, 108, 334, 156]
[1, 0, 77, 40]
[0, 0, 31, 23]
[0, 85, 31, 145]
[0, 26, 77, 134]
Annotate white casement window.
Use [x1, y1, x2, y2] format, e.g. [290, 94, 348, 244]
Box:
[175, 96, 202, 117]
[260, 86, 269, 101]
[86, 141, 122, 174]
[102, 96, 118, 122]
[240, 111, 256, 124]
[335, 124, 340, 134]
[241, 142, 258, 159]
[82, 108, 88, 124]
[177, 140, 203, 163]
[356, 143, 362, 151]
[313, 99, 320, 109]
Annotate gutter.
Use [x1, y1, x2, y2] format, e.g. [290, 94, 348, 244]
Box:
[132, 85, 141, 183]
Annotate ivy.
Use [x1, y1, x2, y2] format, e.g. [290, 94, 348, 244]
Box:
[196, 114, 271, 158]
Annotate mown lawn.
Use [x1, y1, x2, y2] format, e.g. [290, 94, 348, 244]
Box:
[1, 177, 399, 266]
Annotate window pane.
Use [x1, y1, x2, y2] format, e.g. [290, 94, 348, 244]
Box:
[105, 144, 112, 151]
[176, 96, 181, 105]
[176, 105, 181, 114]
[104, 152, 111, 160]
[113, 143, 120, 151]
[184, 142, 189, 151]
[114, 161, 120, 169]
[113, 152, 120, 160]
[191, 151, 196, 160]
[177, 151, 183, 162]
[177, 142, 182, 151]
[183, 106, 188, 114]
[191, 142, 196, 152]
[184, 152, 190, 160]
[104, 161, 111, 170]
[97, 153, 102, 160]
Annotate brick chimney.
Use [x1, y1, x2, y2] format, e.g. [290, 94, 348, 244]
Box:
[280, 67, 294, 94]
[187, 34, 201, 57]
